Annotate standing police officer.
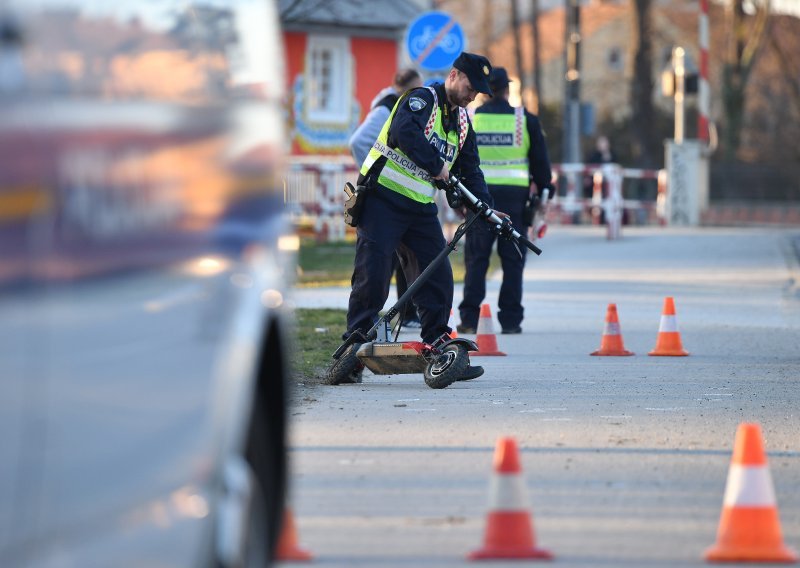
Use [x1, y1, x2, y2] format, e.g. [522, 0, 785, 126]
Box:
[457, 67, 553, 335]
[344, 52, 499, 382]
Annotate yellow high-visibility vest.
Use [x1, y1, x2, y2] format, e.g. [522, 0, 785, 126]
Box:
[473, 106, 530, 187]
[361, 87, 468, 203]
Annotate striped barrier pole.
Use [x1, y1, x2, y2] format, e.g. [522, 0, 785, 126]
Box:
[698, 0, 710, 144]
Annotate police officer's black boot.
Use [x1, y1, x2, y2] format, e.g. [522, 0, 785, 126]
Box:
[457, 364, 484, 381]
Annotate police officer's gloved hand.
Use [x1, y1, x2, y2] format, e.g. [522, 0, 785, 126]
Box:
[446, 188, 462, 209]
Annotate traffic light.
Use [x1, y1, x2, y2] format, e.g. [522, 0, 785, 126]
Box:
[661, 71, 698, 97]
[684, 73, 698, 94]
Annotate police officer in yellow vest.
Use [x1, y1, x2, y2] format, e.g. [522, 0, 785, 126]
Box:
[344, 52, 498, 382]
[457, 67, 553, 335]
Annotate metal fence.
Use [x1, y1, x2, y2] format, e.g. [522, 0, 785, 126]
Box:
[284, 157, 666, 242]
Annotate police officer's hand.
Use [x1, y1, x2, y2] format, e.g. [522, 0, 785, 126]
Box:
[433, 162, 450, 181]
[487, 210, 511, 236]
[529, 182, 542, 198]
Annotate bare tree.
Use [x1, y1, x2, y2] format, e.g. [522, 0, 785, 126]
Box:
[722, 0, 770, 160]
[629, 0, 656, 167]
[479, 0, 494, 55]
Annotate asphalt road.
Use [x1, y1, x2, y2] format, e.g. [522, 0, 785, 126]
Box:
[283, 226, 800, 567]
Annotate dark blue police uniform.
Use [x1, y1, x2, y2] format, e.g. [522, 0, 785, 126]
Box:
[346, 82, 493, 345]
[459, 97, 552, 333]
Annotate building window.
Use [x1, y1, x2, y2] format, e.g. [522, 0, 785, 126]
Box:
[305, 35, 350, 123]
[607, 47, 623, 71]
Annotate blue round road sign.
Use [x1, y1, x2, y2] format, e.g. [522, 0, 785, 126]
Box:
[405, 11, 466, 71]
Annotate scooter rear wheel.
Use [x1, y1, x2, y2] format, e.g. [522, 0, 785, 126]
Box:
[424, 344, 469, 389]
[323, 343, 363, 385]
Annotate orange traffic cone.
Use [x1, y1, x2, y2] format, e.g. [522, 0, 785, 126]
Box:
[591, 303, 634, 356]
[471, 304, 506, 356]
[275, 507, 313, 562]
[705, 423, 797, 563]
[448, 308, 458, 338]
[649, 296, 689, 356]
[469, 437, 552, 561]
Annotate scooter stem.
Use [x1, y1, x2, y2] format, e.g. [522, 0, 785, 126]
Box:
[367, 205, 485, 340]
[446, 175, 543, 256]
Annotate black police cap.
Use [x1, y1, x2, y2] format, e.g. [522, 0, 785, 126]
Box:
[452, 52, 493, 95]
[489, 67, 511, 93]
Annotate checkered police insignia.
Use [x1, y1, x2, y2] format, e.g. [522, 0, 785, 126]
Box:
[514, 106, 524, 146]
[408, 96, 427, 111]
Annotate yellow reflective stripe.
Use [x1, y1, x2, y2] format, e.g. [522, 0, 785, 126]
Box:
[371, 140, 438, 201]
[481, 158, 528, 166]
[372, 140, 434, 182]
[360, 150, 379, 175]
[481, 168, 529, 180]
[378, 167, 436, 201]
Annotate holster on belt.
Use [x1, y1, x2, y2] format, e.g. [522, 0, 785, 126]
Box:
[522, 193, 540, 226]
[343, 181, 368, 227]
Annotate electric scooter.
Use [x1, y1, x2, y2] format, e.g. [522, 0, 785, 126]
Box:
[324, 175, 542, 389]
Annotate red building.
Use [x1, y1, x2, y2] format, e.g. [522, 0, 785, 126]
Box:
[279, 0, 422, 156]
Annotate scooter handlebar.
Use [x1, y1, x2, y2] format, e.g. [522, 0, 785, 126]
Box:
[442, 175, 542, 256]
[517, 233, 543, 255]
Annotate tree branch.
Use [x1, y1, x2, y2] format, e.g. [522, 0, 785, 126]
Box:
[742, 0, 770, 69]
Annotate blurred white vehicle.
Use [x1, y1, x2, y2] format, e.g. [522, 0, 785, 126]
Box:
[0, 1, 291, 566]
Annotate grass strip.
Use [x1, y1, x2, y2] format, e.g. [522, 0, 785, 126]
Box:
[291, 308, 348, 382]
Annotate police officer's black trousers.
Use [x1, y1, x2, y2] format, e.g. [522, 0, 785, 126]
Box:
[346, 189, 453, 344]
[459, 187, 528, 330]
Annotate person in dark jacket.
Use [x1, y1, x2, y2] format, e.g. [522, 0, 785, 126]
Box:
[583, 134, 617, 200]
[349, 69, 422, 166]
[342, 52, 504, 383]
[457, 67, 553, 335]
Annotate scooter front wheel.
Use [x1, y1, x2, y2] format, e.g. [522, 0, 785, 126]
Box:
[424, 344, 469, 389]
[323, 343, 364, 385]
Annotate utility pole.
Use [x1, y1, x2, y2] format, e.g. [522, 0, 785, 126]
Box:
[562, 0, 581, 163]
[529, 0, 542, 112]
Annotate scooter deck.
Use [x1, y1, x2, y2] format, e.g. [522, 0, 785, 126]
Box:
[356, 341, 428, 375]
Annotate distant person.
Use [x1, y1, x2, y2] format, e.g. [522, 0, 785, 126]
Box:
[584, 134, 616, 200]
[588, 135, 616, 165]
[349, 69, 424, 329]
[457, 67, 553, 335]
[349, 69, 423, 165]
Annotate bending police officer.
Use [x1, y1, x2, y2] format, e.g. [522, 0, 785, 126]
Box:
[457, 67, 553, 335]
[344, 52, 499, 382]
